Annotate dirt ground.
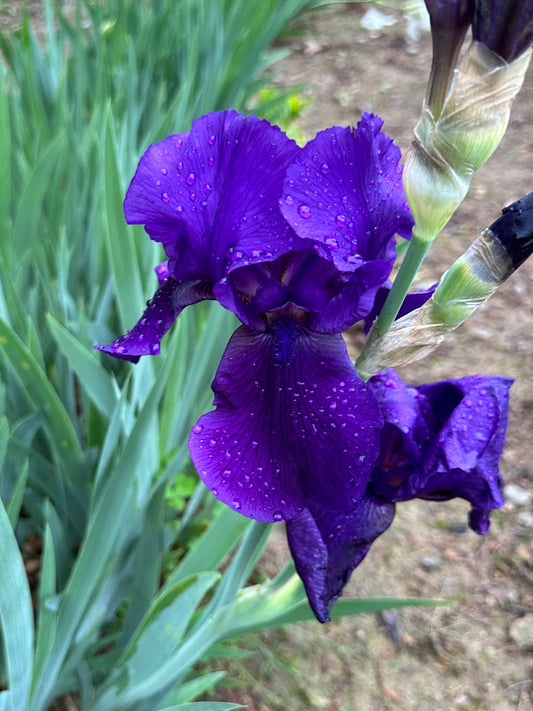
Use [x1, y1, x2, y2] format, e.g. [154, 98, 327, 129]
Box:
[214, 4, 533, 711]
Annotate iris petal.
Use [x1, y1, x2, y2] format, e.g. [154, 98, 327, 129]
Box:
[369, 370, 512, 534]
[95, 278, 212, 362]
[307, 260, 392, 333]
[124, 110, 305, 284]
[189, 321, 382, 522]
[363, 281, 437, 333]
[286, 494, 395, 623]
[281, 112, 413, 272]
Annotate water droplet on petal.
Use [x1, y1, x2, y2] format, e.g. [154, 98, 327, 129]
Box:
[208, 134, 216, 145]
[336, 214, 346, 227]
[285, 195, 294, 205]
[192, 423, 203, 434]
[186, 172, 196, 185]
[298, 204, 311, 219]
[273, 511, 283, 522]
[343, 254, 359, 264]
[321, 162, 329, 174]
[208, 438, 217, 448]
[161, 192, 170, 203]
[325, 237, 338, 251]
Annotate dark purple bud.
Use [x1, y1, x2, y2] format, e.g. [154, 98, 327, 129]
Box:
[424, 0, 472, 117]
[471, 0, 533, 61]
[488, 192, 533, 269]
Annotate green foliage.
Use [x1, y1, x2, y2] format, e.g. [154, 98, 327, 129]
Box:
[0, 1, 441, 709]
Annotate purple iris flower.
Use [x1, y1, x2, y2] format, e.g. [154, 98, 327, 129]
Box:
[97, 109, 510, 623]
[97, 109, 413, 521]
[288, 369, 512, 621]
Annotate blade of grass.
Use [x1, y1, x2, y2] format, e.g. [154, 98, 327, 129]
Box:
[0, 498, 34, 711]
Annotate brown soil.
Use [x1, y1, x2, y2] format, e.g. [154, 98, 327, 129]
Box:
[214, 4, 533, 711]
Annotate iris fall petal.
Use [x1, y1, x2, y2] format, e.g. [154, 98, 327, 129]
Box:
[189, 321, 382, 522]
[286, 494, 395, 622]
[95, 277, 212, 362]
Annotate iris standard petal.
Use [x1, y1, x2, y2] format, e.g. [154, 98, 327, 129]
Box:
[286, 494, 395, 622]
[95, 278, 212, 362]
[369, 370, 512, 534]
[280, 112, 413, 272]
[189, 320, 382, 522]
[124, 110, 305, 284]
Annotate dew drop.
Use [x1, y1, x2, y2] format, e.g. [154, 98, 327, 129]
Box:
[285, 195, 294, 206]
[161, 167, 168, 175]
[186, 172, 196, 185]
[273, 511, 283, 522]
[176, 205, 184, 214]
[343, 254, 359, 264]
[325, 237, 338, 251]
[321, 162, 329, 174]
[298, 204, 311, 219]
[192, 423, 203, 434]
[208, 438, 217, 448]
[336, 214, 347, 227]
[232, 500, 241, 510]
[208, 134, 216, 145]
[161, 192, 170, 203]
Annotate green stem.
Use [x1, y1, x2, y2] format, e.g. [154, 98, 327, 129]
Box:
[375, 233, 432, 336]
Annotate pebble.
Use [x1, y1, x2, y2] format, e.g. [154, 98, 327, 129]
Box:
[504, 484, 532, 506]
[420, 553, 442, 570]
[517, 511, 533, 527]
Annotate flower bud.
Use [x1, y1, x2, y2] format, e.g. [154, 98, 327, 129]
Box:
[356, 193, 533, 378]
[403, 41, 531, 243]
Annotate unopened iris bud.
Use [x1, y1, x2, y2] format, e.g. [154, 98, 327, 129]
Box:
[356, 193, 533, 378]
[424, 0, 471, 119]
[403, 41, 531, 243]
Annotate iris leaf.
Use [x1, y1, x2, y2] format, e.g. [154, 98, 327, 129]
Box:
[0, 499, 34, 711]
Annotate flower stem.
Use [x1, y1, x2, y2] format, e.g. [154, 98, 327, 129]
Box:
[375, 232, 432, 336]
